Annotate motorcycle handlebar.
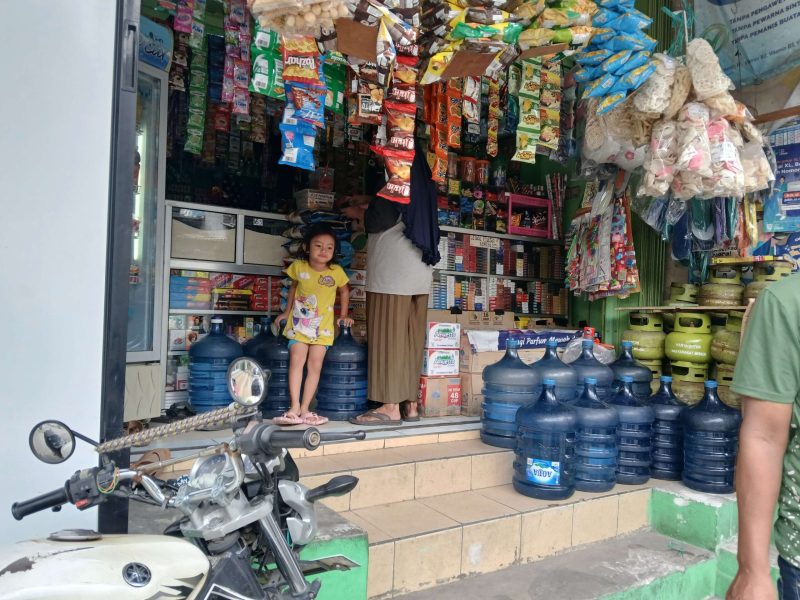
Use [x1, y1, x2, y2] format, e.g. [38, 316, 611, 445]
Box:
[12, 486, 69, 521]
[266, 428, 322, 451]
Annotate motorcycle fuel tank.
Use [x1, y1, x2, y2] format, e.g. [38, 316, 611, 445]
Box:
[0, 533, 209, 599]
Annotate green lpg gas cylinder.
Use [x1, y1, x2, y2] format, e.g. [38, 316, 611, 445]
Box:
[710, 311, 742, 366]
[715, 363, 740, 410]
[666, 313, 712, 363]
[621, 313, 666, 360]
[671, 361, 709, 406]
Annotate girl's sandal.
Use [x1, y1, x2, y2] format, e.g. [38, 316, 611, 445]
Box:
[274, 412, 304, 426]
[301, 412, 329, 426]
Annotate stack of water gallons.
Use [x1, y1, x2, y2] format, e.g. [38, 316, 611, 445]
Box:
[608, 376, 654, 485]
[481, 339, 542, 449]
[569, 340, 614, 401]
[572, 378, 618, 493]
[242, 316, 290, 418]
[650, 376, 684, 480]
[314, 323, 368, 421]
[188, 317, 243, 413]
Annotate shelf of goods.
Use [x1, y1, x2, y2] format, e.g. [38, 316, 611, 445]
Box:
[161, 200, 288, 409]
[430, 227, 568, 318]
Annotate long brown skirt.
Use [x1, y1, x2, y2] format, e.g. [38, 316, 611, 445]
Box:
[367, 292, 428, 405]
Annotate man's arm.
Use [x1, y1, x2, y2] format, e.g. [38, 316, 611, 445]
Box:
[727, 398, 792, 599]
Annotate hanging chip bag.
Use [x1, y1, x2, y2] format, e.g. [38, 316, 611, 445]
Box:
[377, 149, 414, 204]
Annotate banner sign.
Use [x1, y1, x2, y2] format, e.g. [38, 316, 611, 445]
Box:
[694, 0, 800, 87]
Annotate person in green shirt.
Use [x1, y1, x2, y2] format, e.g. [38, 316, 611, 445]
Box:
[727, 274, 800, 600]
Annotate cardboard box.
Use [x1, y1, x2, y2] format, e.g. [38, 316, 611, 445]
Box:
[294, 189, 335, 211]
[168, 315, 188, 330]
[350, 286, 367, 301]
[422, 349, 460, 376]
[418, 376, 461, 417]
[426, 322, 461, 349]
[352, 251, 368, 270]
[461, 311, 516, 330]
[349, 270, 367, 286]
[460, 373, 484, 417]
[169, 329, 187, 351]
[426, 310, 515, 330]
[350, 301, 367, 322]
[460, 347, 545, 374]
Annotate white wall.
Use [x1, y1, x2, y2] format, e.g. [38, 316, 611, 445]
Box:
[0, 1, 118, 541]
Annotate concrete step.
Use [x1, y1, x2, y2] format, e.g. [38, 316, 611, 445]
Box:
[343, 484, 653, 598]
[391, 530, 715, 600]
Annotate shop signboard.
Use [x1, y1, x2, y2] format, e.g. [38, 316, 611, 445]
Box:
[695, 0, 800, 87]
[764, 135, 800, 232]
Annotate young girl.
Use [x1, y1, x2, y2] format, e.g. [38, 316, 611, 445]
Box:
[274, 224, 353, 426]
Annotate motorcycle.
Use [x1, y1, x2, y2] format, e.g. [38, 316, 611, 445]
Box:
[0, 358, 366, 599]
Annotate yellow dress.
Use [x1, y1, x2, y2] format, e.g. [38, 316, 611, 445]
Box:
[282, 260, 349, 345]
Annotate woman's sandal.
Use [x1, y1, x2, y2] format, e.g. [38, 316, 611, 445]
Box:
[274, 412, 304, 426]
[301, 412, 329, 426]
[349, 410, 403, 426]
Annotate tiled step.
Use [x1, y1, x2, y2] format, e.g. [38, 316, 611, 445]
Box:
[336, 484, 653, 598]
[296, 438, 515, 511]
[389, 530, 714, 600]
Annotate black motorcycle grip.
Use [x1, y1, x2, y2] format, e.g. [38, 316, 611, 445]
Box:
[266, 428, 321, 451]
[12, 486, 69, 521]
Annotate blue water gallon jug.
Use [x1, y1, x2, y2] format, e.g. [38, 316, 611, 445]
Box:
[573, 378, 619, 493]
[513, 380, 578, 500]
[682, 380, 742, 494]
[188, 317, 243, 413]
[608, 376, 655, 485]
[261, 319, 291, 418]
[315, 324, 368, 421]
[242, 317, 275, 365]
[569, 340, 614, 401]
[530, 340, 578, 402]
[610, 341, 653, 400]
[481, 339, 541, 449]
[650, 376, 684, 481]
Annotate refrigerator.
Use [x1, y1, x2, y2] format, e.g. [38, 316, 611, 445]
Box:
[127, 62, 167, 363]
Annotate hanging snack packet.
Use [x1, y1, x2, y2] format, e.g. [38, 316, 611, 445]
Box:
[384, 101, 417, 152]
[254, 23, 280, 52]
[279, 121, 317, 171]
[447, 78, 463, 149]
[287, 82, 326, 128]
[574, 65, 603, 83]
[584, 73, 617, 98]
[323, 62, 346, 114]
[608, 62, 655, 94]
[420, 49, 455, 85]
[606, 10, 652, 33]
[377, 21, 397, 88]
[282, 35, 325, 87]
[616, 50, 649, 75]
[600, 50, 632, 74]
[377, 149, 414, 204]
[513, 0, 546, 21]
[597, 91, 627, 114]
[388, 56, 418, 103]
[592, 27, 614, 44]
[463, 75, 481, 124]
[487, 76, 501, 157]
[576, 48, 613, 66]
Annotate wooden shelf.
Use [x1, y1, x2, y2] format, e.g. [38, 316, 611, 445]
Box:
[439, 225, 562, 246]
[616, 305, 750, 313]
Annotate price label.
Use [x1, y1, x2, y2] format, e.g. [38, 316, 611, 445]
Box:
[469, 235, 500, 250]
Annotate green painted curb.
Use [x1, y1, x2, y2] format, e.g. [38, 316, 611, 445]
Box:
[298, 531, 369, 600]
[600, 557, 718, 600]
[649, 488, 738, 552]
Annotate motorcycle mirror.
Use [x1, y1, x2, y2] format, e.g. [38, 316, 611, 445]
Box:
[29, 420, 76, 464]
[227, 358, 269, 408]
